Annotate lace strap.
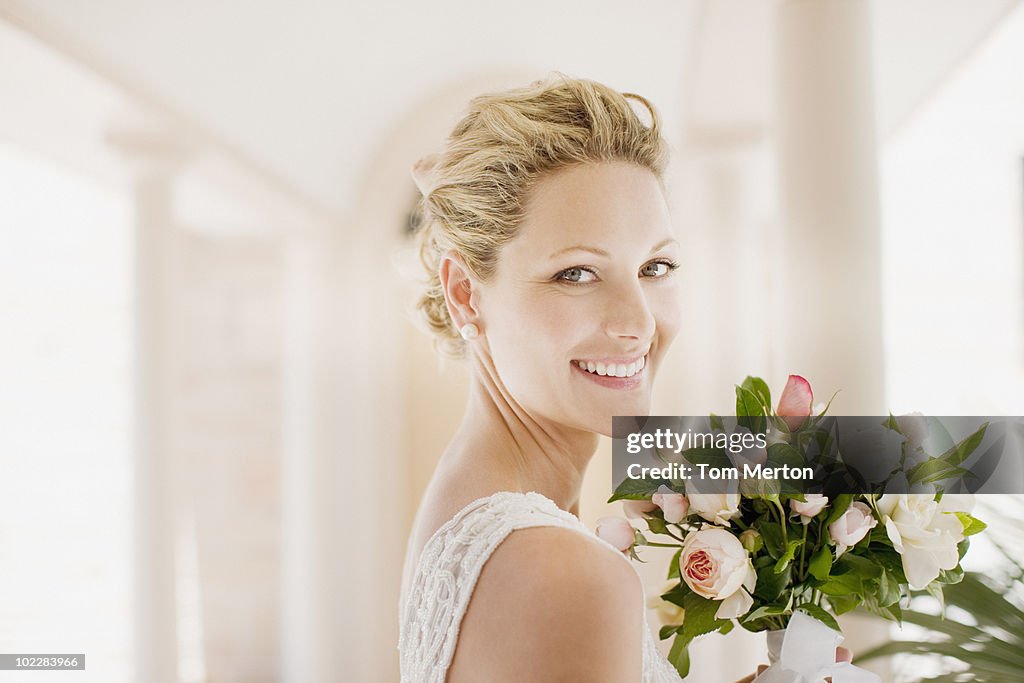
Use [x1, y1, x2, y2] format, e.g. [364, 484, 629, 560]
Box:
[399, 491, 600, 682]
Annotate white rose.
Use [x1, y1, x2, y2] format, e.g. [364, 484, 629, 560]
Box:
[680, 527, 757, 620]
[877, 494, 971, 590]
[687, 492, 741, 526]
[789, 494, 829, 520]
[827, 501, 877, 555]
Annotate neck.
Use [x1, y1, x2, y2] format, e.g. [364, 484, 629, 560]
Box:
[442, 358, 600, 516]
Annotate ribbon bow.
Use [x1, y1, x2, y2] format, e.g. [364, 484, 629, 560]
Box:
[754, 611, 880, 683]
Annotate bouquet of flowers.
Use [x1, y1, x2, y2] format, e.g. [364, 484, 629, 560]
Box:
[597, 375, 988, 680]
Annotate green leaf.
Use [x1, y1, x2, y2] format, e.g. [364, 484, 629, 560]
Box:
[905, 422, 989, 484]
[943, 422, 989, 467]
[667, 549, 682, 580]
[766, 443, 807, 469]
[774, 539, 803, 574]
[709, 413, 724, 431]
[938, 565, 965, 585]
[647, 515, 669, 536]
[681, 592, 728, 642]
[607, 476, 667, 503]
[826, 593, 862, 615]
[808, 544, 833, 581]
[667, 634, 691, 677]
[794, 603, 840, 631]
[660, 581, 691, 609]
[754, 556, 790, 602]
[758, 521, 785, 559]
[867, 550, 908, 585]
[736, 385, 767, 434]
[818, 571, 863, 596]
[837, 553, 882, 579]
[915, 460, 976, 484]
[659, 623, 682, 640]
[744, 604, 788, 623]
[741, 376, 772, 415]
[823, 494, 853, 527]
[954, 512, 988, 537]
[877, 570, 901, 607]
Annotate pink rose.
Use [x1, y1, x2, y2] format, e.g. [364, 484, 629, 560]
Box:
[652, 485, 689, 524]
[777, 374, 813, 431]
[595, 516, 636, 552]
[828, 501, 877, 555]
[680, 528, 757, 620]
[622, 499, 658, 519]
[789, 494, 829, 520]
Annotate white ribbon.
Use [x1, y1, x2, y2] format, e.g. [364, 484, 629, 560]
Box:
[754, 611, 880, 683]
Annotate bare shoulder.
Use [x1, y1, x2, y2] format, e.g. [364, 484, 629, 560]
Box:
[447, 525, 644, 683]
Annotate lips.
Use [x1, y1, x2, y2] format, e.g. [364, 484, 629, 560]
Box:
[571, 353, 649, 390]
[573, 354, 647, 378]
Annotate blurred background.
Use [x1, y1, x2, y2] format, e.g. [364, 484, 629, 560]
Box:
[1, 0, 1023, 681]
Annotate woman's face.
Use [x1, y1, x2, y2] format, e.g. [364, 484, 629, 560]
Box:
[476, 161, 682, 436]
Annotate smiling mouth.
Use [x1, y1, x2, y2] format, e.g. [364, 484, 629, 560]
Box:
[572, 354, 648, 379]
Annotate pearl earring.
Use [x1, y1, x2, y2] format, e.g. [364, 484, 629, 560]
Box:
[459, 323, 479, 340]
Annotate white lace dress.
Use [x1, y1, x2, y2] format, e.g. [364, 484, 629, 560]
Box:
[397, 491, 684, 682]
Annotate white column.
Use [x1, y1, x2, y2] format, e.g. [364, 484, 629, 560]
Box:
[108, 128, 190, 683]
[280, 238, 347, 683]
[775, 0, 889, 677]
[774, 0, 885, 412]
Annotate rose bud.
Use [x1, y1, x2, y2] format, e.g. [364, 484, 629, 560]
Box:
[790, 494, 829, 521]
[595, 516, 636, 553]
[777, 374, 813, 431]
[828, 501, 878, 556]
[652, 485, 689, 524]
[739, 528, 763, 554]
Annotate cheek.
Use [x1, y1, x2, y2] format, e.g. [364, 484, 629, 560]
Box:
[651, 286, 683, 343]
[485, 291, 591, 382]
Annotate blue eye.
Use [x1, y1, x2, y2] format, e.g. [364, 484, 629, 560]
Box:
[641, 260, 680, 278]
[555, 266, 598, 285]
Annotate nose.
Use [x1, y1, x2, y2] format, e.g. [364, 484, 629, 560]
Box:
[604, 278, 656, 343]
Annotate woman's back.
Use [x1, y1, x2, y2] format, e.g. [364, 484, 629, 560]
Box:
[397, 490, 684, 682]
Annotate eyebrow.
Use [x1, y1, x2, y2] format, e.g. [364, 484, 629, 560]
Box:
[548, 238, 679, 259]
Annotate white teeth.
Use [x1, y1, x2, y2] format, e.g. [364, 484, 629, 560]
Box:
[576, 354, 648, 378]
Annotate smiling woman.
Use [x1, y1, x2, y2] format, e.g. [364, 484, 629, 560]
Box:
[396, 74, 717, 682]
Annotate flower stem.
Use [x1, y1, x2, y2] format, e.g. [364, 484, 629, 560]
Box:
[799, 523, 808, 580]
[774, 499, 789, 548]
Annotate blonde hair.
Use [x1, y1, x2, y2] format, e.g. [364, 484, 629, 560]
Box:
[413, 73, 669, 358]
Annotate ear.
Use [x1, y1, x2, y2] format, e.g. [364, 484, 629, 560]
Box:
[438, 250, 480, 332]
